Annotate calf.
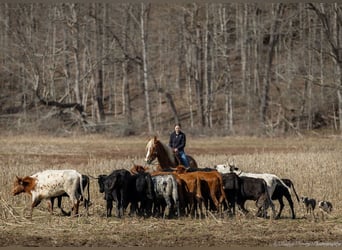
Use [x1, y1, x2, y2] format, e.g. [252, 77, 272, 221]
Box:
[97, 169, 131, 218]
[48, 174, 91, 216]
[13, 169, 84, 218]
[128, 172, 154, 217]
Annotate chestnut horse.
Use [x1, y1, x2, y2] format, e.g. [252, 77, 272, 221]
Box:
[144, 136, 198, 170]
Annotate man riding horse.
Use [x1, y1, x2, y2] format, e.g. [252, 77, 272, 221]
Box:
[168, 124, 189, 169]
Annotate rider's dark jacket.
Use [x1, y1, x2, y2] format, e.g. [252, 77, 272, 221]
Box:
[168, 131, 186, 152]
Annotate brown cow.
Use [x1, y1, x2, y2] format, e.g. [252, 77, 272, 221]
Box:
[175, 166, 227, 216]
[172, 171, 203, 218]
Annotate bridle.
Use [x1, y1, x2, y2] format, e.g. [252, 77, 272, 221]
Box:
[146, 142, 158, 165]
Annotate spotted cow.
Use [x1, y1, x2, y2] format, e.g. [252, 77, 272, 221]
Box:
[13, 169, 84, 217]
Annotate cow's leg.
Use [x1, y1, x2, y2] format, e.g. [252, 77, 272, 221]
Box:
[188, 194, 195, 218]
[47, 198, 54, 214]
[275, 197, 284, 219]
[29, 199, 41, 218]
[269, 199, 276, 218]
[116, 196, 123, 218]
[129, 200, 138, 217]
[283, 191, 295, 219]
[209, 186, 220, 213]
[58, 196, 71, 216]
[174, 198, 180, 218]
[196, 196, 204, 219]
[106, 199, 113, 217]
[237, 200, 249, 215]
[163, 195, 172, 219]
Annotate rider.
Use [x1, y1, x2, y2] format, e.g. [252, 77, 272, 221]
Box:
[168, 123, 189, 168]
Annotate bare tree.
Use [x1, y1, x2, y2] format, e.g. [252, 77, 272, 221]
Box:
[308, 3, 342, 132]
[259, 3, 285, 133]
[140, 3, 153, 133]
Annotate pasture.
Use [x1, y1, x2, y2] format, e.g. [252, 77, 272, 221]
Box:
[0, 134, 342, 247]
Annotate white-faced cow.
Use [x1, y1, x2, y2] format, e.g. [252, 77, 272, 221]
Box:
[13, 169, 84, 218]
[215, 164, 291, 219]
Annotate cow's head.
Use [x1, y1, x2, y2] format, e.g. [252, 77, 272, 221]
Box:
[174, 165, 187, 174]
[12, 176, 36, 196]
[97, 175, 108, 193]
[130, 164, 147, 175]
[214, 164, 241, 175]
[98, 174, 120, 194]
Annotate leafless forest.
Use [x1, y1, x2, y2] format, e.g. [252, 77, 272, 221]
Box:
[1, 3, 342, 136]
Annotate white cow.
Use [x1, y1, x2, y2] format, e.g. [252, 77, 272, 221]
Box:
[214, 164, 291, 218]
[13, 169, 84, 217]
[152, 174, 180, 218]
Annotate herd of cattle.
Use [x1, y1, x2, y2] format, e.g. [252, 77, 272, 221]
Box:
[12, 164, 333, 220]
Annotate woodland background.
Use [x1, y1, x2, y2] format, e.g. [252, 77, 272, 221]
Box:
[1, 3, 342, 137]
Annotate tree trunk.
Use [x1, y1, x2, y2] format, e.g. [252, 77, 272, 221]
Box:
[140, 3, 153, 133]
[68, 4, 81, 105]
[260, 3, 284, 133]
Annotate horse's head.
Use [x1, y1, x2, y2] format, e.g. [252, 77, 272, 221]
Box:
[145, 136, 158, 164]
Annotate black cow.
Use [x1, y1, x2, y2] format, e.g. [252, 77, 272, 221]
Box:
[128, 172, 155, 217]
[271, 178, 300, 219]
[48, 174, 91, 216]
[221, 172, 240, 216]
[98, 169, 131, 218]
[221, 173, 272, 218]
[98, 169, 155, 218]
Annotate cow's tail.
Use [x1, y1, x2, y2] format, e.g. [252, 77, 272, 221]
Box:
[217, 174, 228, 205]
[288, 180, 300, 203]
[78, 173, 85, 201]
[195, 176, 202, 200]
[84, 176, 91, 209]
[171, 176, 179, 203]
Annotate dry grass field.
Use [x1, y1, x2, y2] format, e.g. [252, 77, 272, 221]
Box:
[1, 134, 342, 247]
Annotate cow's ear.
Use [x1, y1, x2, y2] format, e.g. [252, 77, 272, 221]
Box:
[21, 177, 32, 186]
[15, 176, 23, 184]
